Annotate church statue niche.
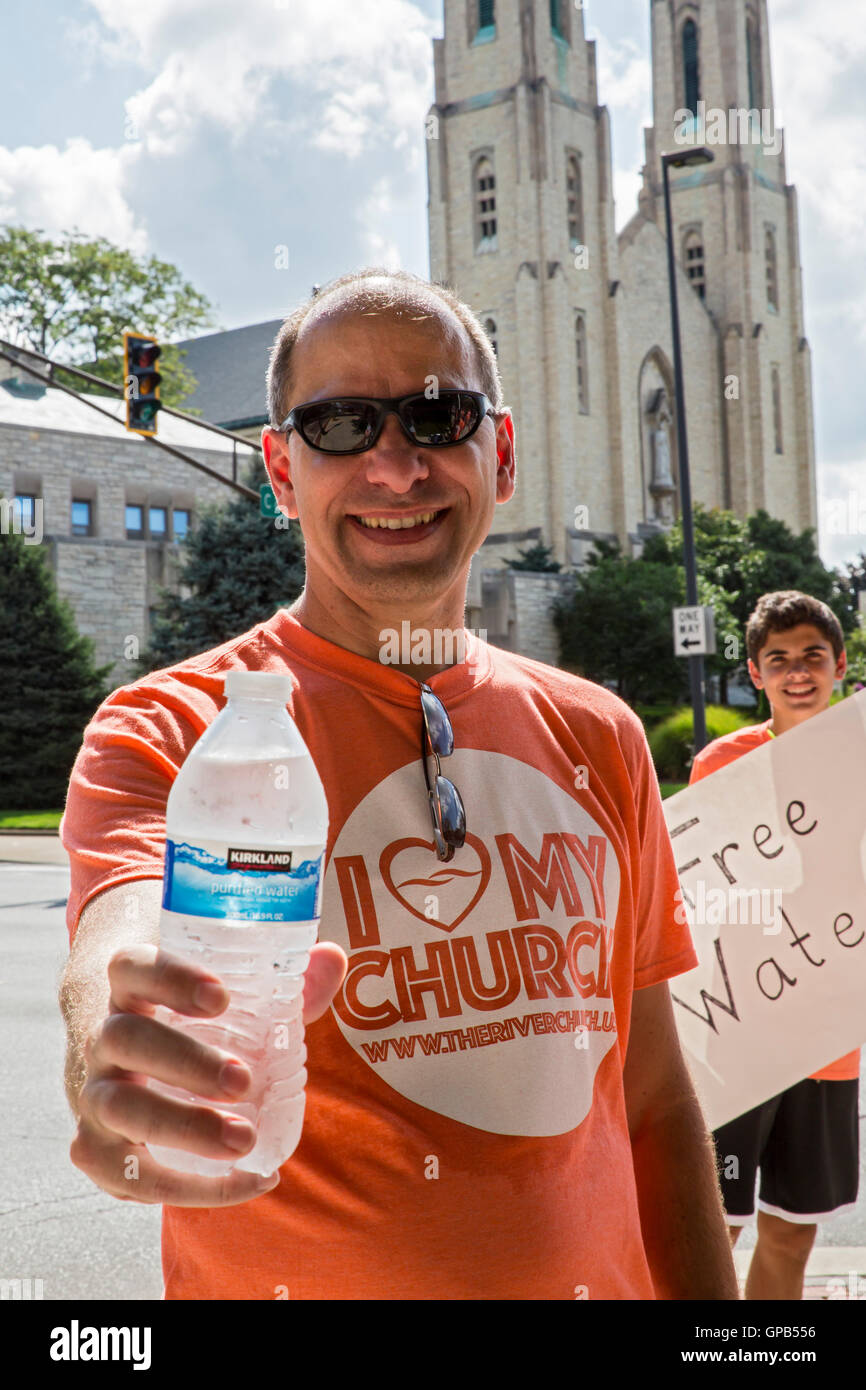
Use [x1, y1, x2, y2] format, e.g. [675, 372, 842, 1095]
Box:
[646, 387, 678, 525]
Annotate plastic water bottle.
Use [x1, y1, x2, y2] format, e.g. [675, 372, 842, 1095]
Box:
[147, 671, 328, 1177]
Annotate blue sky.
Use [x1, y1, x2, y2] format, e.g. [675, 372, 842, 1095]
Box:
[1, 0, 864, 570]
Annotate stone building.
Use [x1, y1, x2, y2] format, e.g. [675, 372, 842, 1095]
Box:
[427, 0, 817, 575]
[0, 356, 254, 685]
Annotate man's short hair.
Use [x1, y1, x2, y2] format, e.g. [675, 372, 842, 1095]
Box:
[746, 590, 845, 663]
[266, 267, 503, 428]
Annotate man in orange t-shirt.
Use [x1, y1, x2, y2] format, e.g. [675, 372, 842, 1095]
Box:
[690, 589, 859, 1300]
[58, 268, 738, 1299]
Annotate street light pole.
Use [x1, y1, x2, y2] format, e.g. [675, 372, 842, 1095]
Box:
[661, 147, 713, 754]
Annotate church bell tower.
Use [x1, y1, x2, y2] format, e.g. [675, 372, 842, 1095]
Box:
[426, 0, 627, 564]
[641, 0, 817, 532]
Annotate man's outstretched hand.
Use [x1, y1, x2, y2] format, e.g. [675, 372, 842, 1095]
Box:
[68, 940, 347, 1208]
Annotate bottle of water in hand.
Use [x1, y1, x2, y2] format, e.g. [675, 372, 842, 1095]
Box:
[147, 671, 329, 1178]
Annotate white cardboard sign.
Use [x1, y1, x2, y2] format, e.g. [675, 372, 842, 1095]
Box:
[661, 692, 866, 1130]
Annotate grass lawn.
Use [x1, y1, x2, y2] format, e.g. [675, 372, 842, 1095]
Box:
[659, 782, 687, 799]
[0, 810, 63, 830]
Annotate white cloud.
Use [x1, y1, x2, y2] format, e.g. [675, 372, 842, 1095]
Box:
[81, 0, 437, 161]
[768, 0, 866, 259]
[357, 178, 402, 269]
[0, 138, 145, 251]
[817, 458, 866, 570]
[596, 38, 651, 116]
[612, 168, 643, 229]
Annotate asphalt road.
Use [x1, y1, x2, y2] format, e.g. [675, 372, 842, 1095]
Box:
[1, 841, 864, 1300]
[0, 854, 163, 1301]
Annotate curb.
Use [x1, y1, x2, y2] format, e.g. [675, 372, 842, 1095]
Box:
[0, 828, 61, 837]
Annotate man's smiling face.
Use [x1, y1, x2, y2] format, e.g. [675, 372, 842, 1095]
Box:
[749, 622, 846, 724]
[261, 299, 515, 614]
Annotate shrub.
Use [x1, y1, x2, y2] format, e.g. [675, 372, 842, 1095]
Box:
[635, 702, 677, 733]
[648, 705, 755, 782]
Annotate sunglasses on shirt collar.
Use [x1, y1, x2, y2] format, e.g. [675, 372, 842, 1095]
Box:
[419, 683, 466, 863]
[279, 390, 495, 456]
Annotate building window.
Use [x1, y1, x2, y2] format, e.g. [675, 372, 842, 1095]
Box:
[550, 0, 564, 37]
[765, 227, 778, 310]
[566, 152, 583, 250]
[772, 366, 783, 454]
[148, 506, 168, 538]
[474, 155, 498, 252]
[483, 318, 498, 357]
[473, 0, 495, 41]
[125, 504, 144, 539]
[746, 13, 763, 112]
[173, 508, 190, 540]
[683, 229, 706, 299]
[682, 18, 700, 117]
[575, 313, 589, 414]
[71, 499, 92, 536]
[13, 494, 37, 529]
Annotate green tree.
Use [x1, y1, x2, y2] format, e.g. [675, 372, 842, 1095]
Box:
[553, 543, 686, 704]
[0, 529, 111, 810]
[836, 550, 866, 619]
[650, 506, 857, 701]
[141, 468, 306, 671]
[506, 540, 561, 572]
[0, 226, 215, 409]
[842, 621, 866, 694]
[554, 527, 741, 707]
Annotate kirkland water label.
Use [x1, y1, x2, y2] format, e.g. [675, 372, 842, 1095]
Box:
[162, 838, 325, 922]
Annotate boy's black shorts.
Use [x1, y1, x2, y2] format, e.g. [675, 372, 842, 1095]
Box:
[711, 1077, 860, 1224]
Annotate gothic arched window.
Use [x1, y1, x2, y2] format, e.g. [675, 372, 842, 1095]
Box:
[575, 313, 589, 414]
[479, 0, 495, 31]
[566, 152, 583, 250]
[772, 366, 783, 453]
[550, 0, 563, 37]
[683, 229, 706, 300]
[765, 227, 779, 310]
[746, 13, 763, 111]
[682, 19, 700, 117]
[484, 317, 498, 357]
[474, 155, 498, 253]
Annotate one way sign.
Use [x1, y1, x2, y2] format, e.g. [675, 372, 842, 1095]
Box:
[673, 605, 716, 657]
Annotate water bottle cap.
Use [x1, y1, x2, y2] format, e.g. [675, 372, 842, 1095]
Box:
[223, 671, 293, 703]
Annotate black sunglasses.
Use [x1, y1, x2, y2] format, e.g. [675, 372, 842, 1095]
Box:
[419, 683, 466, 863]
[279, 390, 495, 456]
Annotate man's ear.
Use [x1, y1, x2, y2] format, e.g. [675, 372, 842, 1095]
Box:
[747, 657, 764, 690]
[261, 426, 299, 520]
[494, 409, 516, 504]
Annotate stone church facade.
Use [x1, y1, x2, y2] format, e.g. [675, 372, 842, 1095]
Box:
[426, 0, 817, 572]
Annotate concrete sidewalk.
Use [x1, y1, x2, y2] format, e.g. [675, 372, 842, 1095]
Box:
[734, 1246, 866, 1299]
[0, 834, 68, 865]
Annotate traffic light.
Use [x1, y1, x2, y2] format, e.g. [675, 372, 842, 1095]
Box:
[123, 331, 162, 435]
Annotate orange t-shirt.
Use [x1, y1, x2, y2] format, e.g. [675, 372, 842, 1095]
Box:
[62, 611, 698, 1300]
[690, 720, 860, 1083]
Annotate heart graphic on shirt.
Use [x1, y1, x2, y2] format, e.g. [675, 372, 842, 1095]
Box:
[379, 833, 491, 932]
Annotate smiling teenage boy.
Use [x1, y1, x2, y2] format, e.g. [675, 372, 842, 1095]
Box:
[689, 590, 859, 1300]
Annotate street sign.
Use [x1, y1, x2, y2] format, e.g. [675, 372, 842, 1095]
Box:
[673, 604, 716, 657]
